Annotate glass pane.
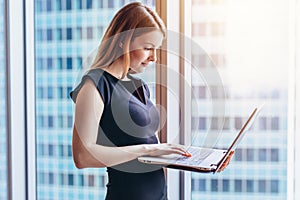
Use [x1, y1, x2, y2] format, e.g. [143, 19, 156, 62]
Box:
[0, 0, 7, 199]
[34, 0, 156, 199]
[191, 0, 289, 199]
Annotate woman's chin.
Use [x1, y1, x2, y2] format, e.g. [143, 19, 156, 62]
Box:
[128, 68, 144, 74]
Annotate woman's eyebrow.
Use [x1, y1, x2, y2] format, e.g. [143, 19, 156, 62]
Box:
[144, 42, 161, 48]
[144, 42, 155, 47]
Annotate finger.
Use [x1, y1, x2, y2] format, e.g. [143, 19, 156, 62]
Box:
[170, 147, 189, 155]
[167, 144, 189, 155]
[218, 159, 230, 172]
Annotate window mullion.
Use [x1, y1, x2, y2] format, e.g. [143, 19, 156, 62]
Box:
[25, 0, 36, 199]
[179, 0, 192, 200]
[293, 0, 300, 199]
[6, 0, 27, 199]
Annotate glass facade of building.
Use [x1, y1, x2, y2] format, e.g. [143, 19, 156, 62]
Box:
[34, 0, 155, 199]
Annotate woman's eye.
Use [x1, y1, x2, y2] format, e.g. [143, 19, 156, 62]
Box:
[144, 47, 153, 51]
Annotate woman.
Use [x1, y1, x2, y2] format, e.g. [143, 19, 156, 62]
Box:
[70, 2, 232, 199]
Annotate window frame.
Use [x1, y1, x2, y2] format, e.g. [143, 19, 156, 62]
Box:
[5, 0, 28, 199]
[295, 0, 300, 196]
[289, 0, 299, 199]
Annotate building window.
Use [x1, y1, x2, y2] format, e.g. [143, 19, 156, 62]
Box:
[108, 0, 115, 8]
[56, 28, 62, 40]
[37, 144, 45, 156]
[98, 0, 104, 8]
[246, 148, 254, 161]
[37, 87, 44, 99]
[66, 57, 72, 69]
[211, 179, 218, 192]
[271, 117, 279, 130]
[246, 180, 254, 193]
[192, 22, 206, 36]
[66, 0, 72, 10]
[58, 144, 64, 157]
[49, 172, 54, 184]
[47, 58, 53, 70]
[48, 115, 54, 128]
[222, 179, 229, 192]
[78, 174, 84, 186]
[210, 22, 225, 36]
[223, 117, 230, 130]
[198, 117, 206, 130]
[47, 86, 54, 99]
[38, 172, 45, 184]
[66, 28, 72, 40]
[36, 0, 43, 12]
[234, 117, 243, 130]
[87, 27, 94, 39]
[57, 57, 63, 69]
[88, 175, 95, 187]
[46, 29, 53, 41]
[59, 173, 65, 185]
[199, 179, 206, 191]
[270, 148, 279, 162]
[67, 144, 72, 157]
[77, 0, 82, 9]
[67, 115, 73, 128]
[46, 0, 53, 12]
[87, 0, 93, 9]
[68, 174, 74, 186]
[258, 148, 267, 161]
[48, 144, 54, 156]
[192, 85, 206, 99]
[258, 180, 266, 193]
[234, 148, 242, 161]
[192, 54, 210, 68]
[234, 179, 242, 192]
[270, 180, 279, 193]
[259, 117, 267, 130]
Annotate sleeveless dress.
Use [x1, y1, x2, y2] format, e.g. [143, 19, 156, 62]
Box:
[70, 68, 167, 200]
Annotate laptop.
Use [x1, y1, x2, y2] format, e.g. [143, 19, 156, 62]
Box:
[138, 106, 262, 173]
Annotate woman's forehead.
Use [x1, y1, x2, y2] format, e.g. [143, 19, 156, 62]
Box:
[132, 30, 163, 47]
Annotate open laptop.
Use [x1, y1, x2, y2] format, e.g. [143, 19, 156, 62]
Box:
[138, 106, 262, 173]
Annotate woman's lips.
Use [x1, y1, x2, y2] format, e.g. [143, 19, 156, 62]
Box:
[142, 62, 149, 67]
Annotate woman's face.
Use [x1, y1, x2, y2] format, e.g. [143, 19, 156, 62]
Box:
[128, 30, 163, 74]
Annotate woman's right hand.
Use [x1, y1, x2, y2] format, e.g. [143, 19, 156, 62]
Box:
[144, 143, 190, 157]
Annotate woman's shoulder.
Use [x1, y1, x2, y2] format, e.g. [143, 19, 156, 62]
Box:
[84, 68, 107, 82]
[71, 68, 114, 103]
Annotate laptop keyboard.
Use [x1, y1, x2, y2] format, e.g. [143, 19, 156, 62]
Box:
[175, 147, 213, 166]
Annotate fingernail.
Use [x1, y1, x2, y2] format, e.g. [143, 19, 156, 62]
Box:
[183, 152, 192, 157]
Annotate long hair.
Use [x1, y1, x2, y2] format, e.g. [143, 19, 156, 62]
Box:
[90, 2, 166, 78]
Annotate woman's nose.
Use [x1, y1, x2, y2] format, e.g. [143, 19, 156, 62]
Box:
[148, 49, 157, 62]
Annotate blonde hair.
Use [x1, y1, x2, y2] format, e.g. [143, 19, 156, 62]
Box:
[90, 2, 166, 78]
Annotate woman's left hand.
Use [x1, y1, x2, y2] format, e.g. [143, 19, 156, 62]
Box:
[217, 150, 235, 172]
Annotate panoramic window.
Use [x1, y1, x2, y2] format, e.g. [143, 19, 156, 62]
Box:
[190, 0, 291, 199]
[34, 0, 155, 199]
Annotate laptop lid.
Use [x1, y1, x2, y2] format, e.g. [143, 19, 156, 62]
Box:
[214, 106, 262, 172]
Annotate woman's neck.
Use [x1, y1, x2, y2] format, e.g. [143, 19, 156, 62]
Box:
[105, 58, 126, 80]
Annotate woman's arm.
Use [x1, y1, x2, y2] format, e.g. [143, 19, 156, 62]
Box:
[72, 79, 187, 169]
